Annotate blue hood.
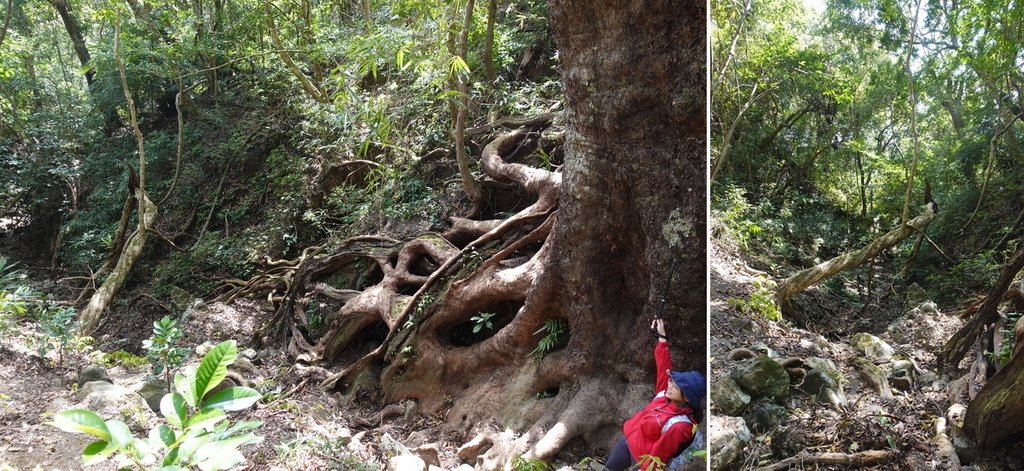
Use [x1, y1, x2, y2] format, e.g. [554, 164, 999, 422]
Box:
[670, 370, 706, 406]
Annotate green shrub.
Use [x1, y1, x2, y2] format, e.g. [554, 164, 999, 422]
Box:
[727, 278, 782, 321]
[51, 340, 263, 470]
[143, 316, 190, 387]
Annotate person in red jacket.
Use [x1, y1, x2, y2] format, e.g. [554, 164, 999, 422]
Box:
[604, 319, 706, 471]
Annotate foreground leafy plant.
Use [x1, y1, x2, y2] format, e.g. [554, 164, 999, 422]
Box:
[51, 340, 263, 470]
[143, 316, 189, 388]
[37, 305, 81, 368]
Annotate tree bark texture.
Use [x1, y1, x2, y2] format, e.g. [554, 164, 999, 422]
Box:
[964, 333, 1024, 450]
[50, 0, 93, 85]
[257, 0, 705, 465]
[776, 206, 935, 303]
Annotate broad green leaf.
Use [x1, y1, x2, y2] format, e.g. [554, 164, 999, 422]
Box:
[175, 371, 196, 408]
[82, 440, 115, 466]
[154, 424, 176, 446]
[161, 392, 188, 428]
[178, 432, 214, 461]
[201, 387, 262, 412]
[220, 420, 262, 437]
[194, 341, 237, 402]
[51, 410, 110, 441]
[195, 445, 246, 471]
[186, 408, 226, 430]
[105, 420, 133, 449]
[156, 466, 187, 471]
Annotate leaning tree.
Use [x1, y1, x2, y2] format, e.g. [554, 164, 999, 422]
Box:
[235, 0, 705, 464]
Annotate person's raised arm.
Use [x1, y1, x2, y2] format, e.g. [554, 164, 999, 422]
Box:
[652, 319, 671, 392]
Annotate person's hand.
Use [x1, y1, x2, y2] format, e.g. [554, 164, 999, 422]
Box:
[651, 319, 667, 341]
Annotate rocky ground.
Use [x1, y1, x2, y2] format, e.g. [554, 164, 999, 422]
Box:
[707, 235, 1024, 470]
[0, 291, 606, 471]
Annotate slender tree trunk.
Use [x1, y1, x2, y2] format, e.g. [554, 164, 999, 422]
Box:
[484, 0, 497, 82]
[264, 3, 327, 103]
[900, 0, 923, 225]
[939, 246, 1024, 369]
[79, 19, 159, 333]
[50, 0, 93, 85]
[452, 0, 483, 213]
[0, 0, 13, 48]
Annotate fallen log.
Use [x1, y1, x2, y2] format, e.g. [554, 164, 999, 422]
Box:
[776, 205, 935, 304]
[754, 449, 897, 471]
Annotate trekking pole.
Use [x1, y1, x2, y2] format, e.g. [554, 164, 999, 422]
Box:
[651, 258, 677, 338]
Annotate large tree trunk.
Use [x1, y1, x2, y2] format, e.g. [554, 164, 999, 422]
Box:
[252, 0, 705, 466]
[964, 339, 1024, 450]
[775, 205, 935, 304]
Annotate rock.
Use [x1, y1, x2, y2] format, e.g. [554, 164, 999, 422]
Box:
[917, 301, 939, 316]
[887, 360, 915, 391]
[453, 465, 475, 471]
[732, 356, 789, 401]
[411, 443, 441, 468]
[75, 381, 156, 432]
[742, 401, 786, 434]
[709, 415, 751, 471]
[381, 432, 412, 457]
[428, 466, 446, 471]
[136, 377, 168, 412]
[405, 430, 433, 448]
[711, 377, 751, 415]
[169, 286, 194, 312]
[77, 364, 110, 386]
[906, 283, 928, 306]
[456, 435, 493, 462]
[349, 431, 368, 453]
[799, 357, 847, 408]
[749, 342, 777, 358]
[387, 455, 426, 471]
[850, 333, 895, 362]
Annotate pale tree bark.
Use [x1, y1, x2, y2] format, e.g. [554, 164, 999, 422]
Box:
[79, 20, 159, 333]
[264, 3, 327, 103]
[776, 206, 935, 304]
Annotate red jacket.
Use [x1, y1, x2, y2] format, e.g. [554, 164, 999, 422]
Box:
[622, 341, 696, 470]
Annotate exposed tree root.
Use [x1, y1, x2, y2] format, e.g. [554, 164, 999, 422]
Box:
[753, 449, 897, 471]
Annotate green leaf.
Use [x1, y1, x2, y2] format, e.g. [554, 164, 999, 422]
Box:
[201, 387, 262, 412]
[161, 392, 188, 428]
[155, 424, 176, 446]
[156, 466, 188, 471]
[51, 410, 111, 441]
[105, 420, 133, 449]
[175, 371, 196, 408]
[82, 440, 116, 465]
[194, 341, 237, 402]
[186, 408, 227, 430]
[195, 445, 246, 471]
